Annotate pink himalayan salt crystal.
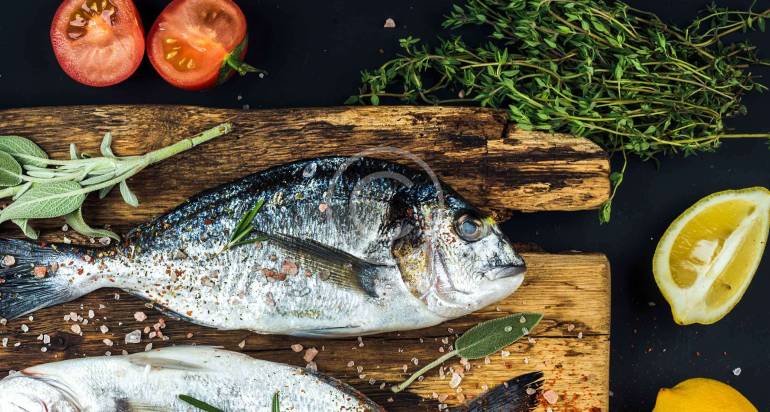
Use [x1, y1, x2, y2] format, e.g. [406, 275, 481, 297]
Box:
[543, 389, 559, 405]
[303, 347, 319, 363]
[291, 344, 303, 353]
[134, 312, 147, 322]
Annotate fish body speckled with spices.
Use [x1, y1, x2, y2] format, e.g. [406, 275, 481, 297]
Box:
[0, 157, 526, 336]
[0, 346, 384, 411]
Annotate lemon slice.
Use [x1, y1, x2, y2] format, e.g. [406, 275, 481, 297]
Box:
[654, 187, 770, 325]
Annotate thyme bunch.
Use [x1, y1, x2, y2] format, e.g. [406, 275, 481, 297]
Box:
[350, 0, 770, 221]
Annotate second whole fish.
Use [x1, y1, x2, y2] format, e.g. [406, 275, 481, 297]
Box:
[0, 157, 526, 336]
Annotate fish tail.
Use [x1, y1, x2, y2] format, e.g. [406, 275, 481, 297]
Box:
[449, 371, 543, 412]
[0, 239, 98, 320]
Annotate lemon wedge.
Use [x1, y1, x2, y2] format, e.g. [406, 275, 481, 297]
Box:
[653, 187, 770, 325]
[653, 378, 757, 412]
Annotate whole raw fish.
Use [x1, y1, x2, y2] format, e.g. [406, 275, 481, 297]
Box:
[0, 346, 543, 412]
[0, 157, 526, 336]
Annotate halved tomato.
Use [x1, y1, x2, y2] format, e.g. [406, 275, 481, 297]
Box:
[147, 0, 263, 90]
[50, 0, 145, 87]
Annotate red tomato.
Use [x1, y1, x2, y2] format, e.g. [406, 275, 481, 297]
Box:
[50, 0, 145, 87]
[147, 0, 263, 90]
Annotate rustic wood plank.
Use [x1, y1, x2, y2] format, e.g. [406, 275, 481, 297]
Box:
[0, 105, 610, 230]
[0, 252, 610, 411]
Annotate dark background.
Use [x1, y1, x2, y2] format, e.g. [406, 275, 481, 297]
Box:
[0, 0, 768, 410]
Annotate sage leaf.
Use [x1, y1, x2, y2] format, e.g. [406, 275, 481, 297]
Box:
[119, 180, 139, 207]
[0, 151, 23, 187]
[178, 395, 224, 412]
[98, 184, 116, 199]
[0, 181, 85, 223]
[69, 143, 79, 160]
[0, 135, 49, 167]
[65, 207, 119, 241]
[12, 219, 39, 240]
[100, 132, 115, 158]
[391, 312, 543, 393]
[455, 312, 543, 359]
[12, 181, 32, 200]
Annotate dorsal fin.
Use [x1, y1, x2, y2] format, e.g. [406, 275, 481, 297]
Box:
[259, 231, 384, 298]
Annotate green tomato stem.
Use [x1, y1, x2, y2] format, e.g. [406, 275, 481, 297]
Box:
[391, 350, 459, 393]
[224, 54, 268, 77]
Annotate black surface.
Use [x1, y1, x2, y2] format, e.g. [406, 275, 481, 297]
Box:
[0, 0, 768, 410]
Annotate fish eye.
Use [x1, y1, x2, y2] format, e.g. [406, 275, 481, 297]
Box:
[454, 213, 487, 242]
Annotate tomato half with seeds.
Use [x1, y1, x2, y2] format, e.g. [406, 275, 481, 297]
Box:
[51, 0, 145, 87]
[147, 0, 263, 90]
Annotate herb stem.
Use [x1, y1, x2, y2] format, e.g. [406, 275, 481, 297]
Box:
[144, 123, 233, 165]
[391, 350, 458, 393]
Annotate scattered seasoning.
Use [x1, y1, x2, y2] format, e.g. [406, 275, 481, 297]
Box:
[347, 361, 355, 368]
[304, 347, 319, 363]
[733, 367, 742, 376]
[100, 325, 109, 334]
[43, 335, 50, 344]
[238, 340, 246, 349]
[306, 361, 318, 372]
[70, 324, 82, 334]
[103, 339, 114, 347]
[33, 266, 47, 278]
[88, 310, 95, 319]
[41, 347, 47, 353]
[543, 389, 559, 405]
[134, 312, 147, 322]
[1, 338, 7, 347]
[2, 255, 15, 267]
[186, 333, 194, 339]
[20, 324, 29, 333]
[411, 357, 419, 366]
[449, 372, 463, 388]
[500, 350, 510, 358]
[125, 330, 142, 344]
[383, 18, 396, 28]
[0, 318, 6, 326]
[144, 343, 153, 352]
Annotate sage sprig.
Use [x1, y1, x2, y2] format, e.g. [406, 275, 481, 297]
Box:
[391, 312, 543, 393]
[351, 0, 770, 223]
[0, 123, 232, 240]
[178, 394, 224, 412]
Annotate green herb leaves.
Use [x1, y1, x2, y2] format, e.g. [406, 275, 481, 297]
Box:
[178, 394, 224, 412]
[391, 312, 543, 393]
[352, 0, 770, 222]
[0, 123, 232, 240]
[222, 198, 267, 252]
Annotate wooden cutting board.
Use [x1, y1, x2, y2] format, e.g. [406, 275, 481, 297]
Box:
[0, 105, 611, 411]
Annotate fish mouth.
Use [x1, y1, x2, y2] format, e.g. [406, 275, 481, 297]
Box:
[484, 264, 527, 281]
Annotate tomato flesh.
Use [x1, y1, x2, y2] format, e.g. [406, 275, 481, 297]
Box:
[51, 0, 145, 87]
[148, 0, 254, 90]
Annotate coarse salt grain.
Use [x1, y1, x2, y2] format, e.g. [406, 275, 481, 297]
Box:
[411, 357, 419, 366]
[306, 361, 318, 372]
[41, 347, 47, 352]
[186, 333, 193, 339]
[449, 372, 463, 389]
[484, 356, 491, 365]
[526, 387, 537, 395]
[578, 331, 583, 339]
[103, 339, 113, 347]
[303, 347, 319, 363]
[145, 343, 153, 352]
[70, 324, 81, 334]
[88, 310, 94, 319]
[43, 335, 50, 344]
[291, 344, 303, 352]
[0, 318, 6, 325]
[125, 330, 142, 344]
[501, 350, 510, 358]
[1, 338, 7, 347]
[543, 389, 559, 404]
[238, 340, 246, 349]
[733, 367, 742, 376]
[2, 255, 15, 267]
[383, 18, 396, 28]
[100, 325, 109, 334]
[20, 324, 28, 333]
[347, 361, 355, 368]
[134, 312, 147, 322]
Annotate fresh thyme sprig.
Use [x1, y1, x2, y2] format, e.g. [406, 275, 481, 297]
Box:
[0, 123, 232, 239]
[221, 198, 267, 253]
[350, 0, 770, 222]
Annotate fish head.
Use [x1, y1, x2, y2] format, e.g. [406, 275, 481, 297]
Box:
[391, 187, 526, 318]
[0, 373, 81, 412]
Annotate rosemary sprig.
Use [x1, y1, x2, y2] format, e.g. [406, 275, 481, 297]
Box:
[178, 394, 224, 412]
[391, 312, 543, 393]
[351, 0, 770, 222]
[0, 123, 232, 239]
[221, 198, 267, 252]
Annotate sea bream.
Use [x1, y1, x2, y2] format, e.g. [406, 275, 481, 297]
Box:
[0, 346, 543, 412]
[0, 157, 526, 336]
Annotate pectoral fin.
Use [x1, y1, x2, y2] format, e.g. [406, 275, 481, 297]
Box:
[260, 231, 384, 298]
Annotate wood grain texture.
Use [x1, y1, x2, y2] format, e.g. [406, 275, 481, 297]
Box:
[0, 105, 609, 229]
[0, 252, 610, 411]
